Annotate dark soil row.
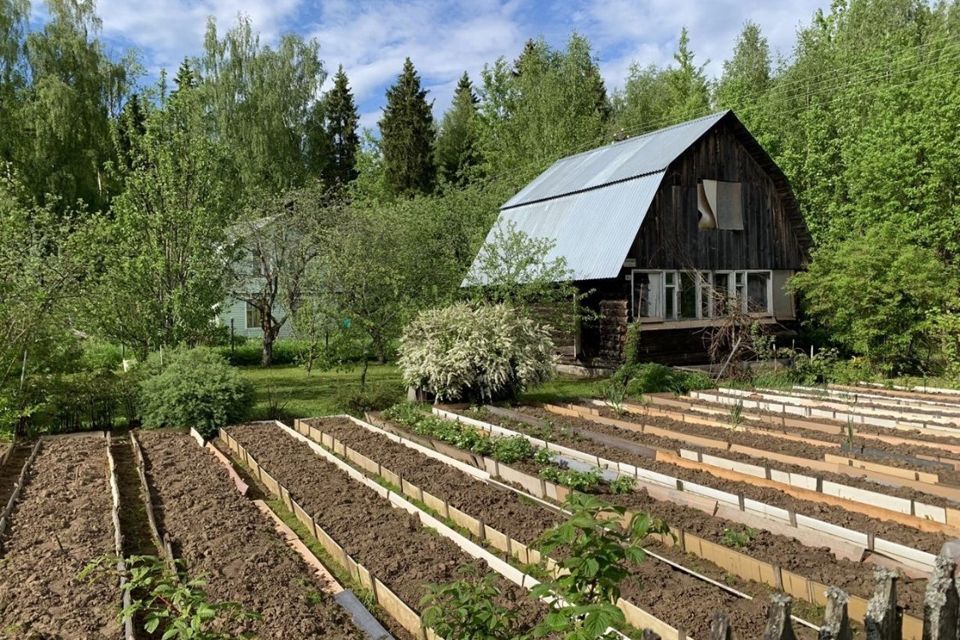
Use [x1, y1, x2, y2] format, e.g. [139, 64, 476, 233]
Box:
[0, 436, 120, 638]
[138, 430, 363, 640]
[227, 422, 549, 635]
[593, 403, 960, 485]
[565, 405, 958, 508]
[377, 413, 929, 617]
[307, 417, 814, 640]
[463, 407, 952, 555]
[679, 394, 960, 450]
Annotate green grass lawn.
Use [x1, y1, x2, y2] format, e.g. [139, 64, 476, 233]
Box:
[239, 363, 610, 419]
[239, 364, 404, 419]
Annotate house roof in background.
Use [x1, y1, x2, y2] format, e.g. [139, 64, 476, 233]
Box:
[466, 110, 811, 285]
[502, 111, 728, 210]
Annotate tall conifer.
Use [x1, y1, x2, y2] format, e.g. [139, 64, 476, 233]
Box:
[435, 72, 479, 185]
[379, 57, 435, 196]
[321, 65, 360, 185]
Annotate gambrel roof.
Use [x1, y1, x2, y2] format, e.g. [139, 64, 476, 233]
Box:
[465, 110, 810, 284]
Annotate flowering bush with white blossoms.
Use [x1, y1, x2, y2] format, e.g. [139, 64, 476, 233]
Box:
[398, 303, 557, 402]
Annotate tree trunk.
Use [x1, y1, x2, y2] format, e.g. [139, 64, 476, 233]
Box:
[262, 325, 276, 367]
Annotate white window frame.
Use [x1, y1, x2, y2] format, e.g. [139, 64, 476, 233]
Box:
[245, 301, 262, 330]
[631, 269, 773, 323]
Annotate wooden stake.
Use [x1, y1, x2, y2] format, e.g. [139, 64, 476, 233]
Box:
[865, 569, 901, 640]
[763, 594, 796, 640]
[922, 553, 958, 640]
[710, 612, 732, 640]
[821, 587, 852, 640]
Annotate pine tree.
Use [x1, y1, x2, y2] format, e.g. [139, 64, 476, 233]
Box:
[115, 93, 146, 171]
[321, 65, 360, 185]
[379, 58, 436, 195]
[435, 72, 479, 185]
[715, 22, 772, 131]
[173, 58, 198, 93]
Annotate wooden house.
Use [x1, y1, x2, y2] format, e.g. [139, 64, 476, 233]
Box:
[465, 111, 812, 368]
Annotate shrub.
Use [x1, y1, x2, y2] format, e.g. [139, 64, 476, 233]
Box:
[335, 383, 405, 416]
[398, 303, 556, 403]
[140, 348, 253, 439]
[610, 362, 712, 397]
[214, 339, 310, 367]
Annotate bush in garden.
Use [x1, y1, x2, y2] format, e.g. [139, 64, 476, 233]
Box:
[398, 303, 556, 403]
[421, 566, 521, 640]
[609, 362, 712, 397]
[140, 347, 253, 439]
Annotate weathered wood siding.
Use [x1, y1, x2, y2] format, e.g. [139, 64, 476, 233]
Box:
[630, 122, 806, 272]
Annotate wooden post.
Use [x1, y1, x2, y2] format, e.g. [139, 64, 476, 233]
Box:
[821, 587, 852, 640]
[865, 569, 901, 640]
[763, 594, 796, 640]
[710, 612, 732, 640]
[922, 552, 958, 640]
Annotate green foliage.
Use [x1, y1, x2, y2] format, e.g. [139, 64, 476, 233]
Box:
[531, 494, 670, 639]
[622, 323, 642, 367]
[139, 348, 253, 439]
[320, 65, 360, 185]
[398, 303, 556, 403]
[421, 566, 521, 640]
[436, 72, 480, 186]
[611, 363, 712, 397]
[478, 35, 609, 182]
[729, 401, 743, 430]
[334, 383, 404, 417]
[608, 476, 635, 495]
[379, 58, 436, 196]
[492, 435, 536, 464]
[720, 526, 755, 549]
[790, 225, 960, 374]
[538, 465, 603, 492]
[82, 555, 259, 639]
[215, 340, 311, 367]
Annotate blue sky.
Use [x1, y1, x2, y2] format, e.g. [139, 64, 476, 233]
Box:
[84, 0, 831, 131]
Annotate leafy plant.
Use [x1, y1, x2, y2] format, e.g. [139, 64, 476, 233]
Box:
[533, 448, 556, 465]
[492, 435, 535, 463]
[720, 527, 755, 549]
[609, 476, 635, 495]
[421, 566, 523, 640]
[729, 401, 743, 430]
[397, 302, 557, 403]
[539, 465, 603, 492]
[81, 555, 259, 639]
[602, 381, 627, 416]
[139, 347, 254, 440]
[531, 494, 670, 639]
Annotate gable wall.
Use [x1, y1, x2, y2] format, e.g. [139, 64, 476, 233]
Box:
[629, 121, 806, 271]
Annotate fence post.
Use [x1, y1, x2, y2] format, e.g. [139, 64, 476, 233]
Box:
[710, 612, 732, 640]
[865, 569, 901, 640]
[762, 594, 796, 640]
[922, 552, 958, 640]
[821, 587, 852, 640]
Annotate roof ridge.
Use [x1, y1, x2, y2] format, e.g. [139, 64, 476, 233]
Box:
[556, 110, 730, 164]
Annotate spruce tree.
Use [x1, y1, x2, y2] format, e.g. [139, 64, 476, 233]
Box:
[321, 65, 360, 185]
[379, 57, 436, 195]
[435, 72, 479, 185]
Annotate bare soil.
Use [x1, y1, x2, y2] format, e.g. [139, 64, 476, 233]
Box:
[464, 407, 952, 555]
[0, 435, 120, 639]
[309, 417, 822, 640]
[565, 405, 959, 508]
[379, 413, 930, 616]
[137, 430, 363, 640]
[680, 395, 960, 450]
[227, 422, 548, 635]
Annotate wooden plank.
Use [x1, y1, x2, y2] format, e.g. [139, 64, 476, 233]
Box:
[421, 490, 449, 519]
[448, 505, 483, 538]
[824, 453, 939, 484]
[374, 578, 422, 637]
[484, 526, 510, 554]
[381, 467, 401, 489]
[616, 597, 682, 640]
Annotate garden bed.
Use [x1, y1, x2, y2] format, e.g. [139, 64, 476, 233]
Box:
[0, 435, 120, 638]
[458, 407, 951, 554]
[137, 430, 363, 640]
[303, 417, 807, 640]
[227, 422, 549, 635]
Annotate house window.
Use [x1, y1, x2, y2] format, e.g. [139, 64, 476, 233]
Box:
[631, 271, 663, 320]
[664, 272, 677, 320]
[747, 271, 771, 314]
[679, 272, 698, 320]
[245, 302, 262, 329]
[698, 180, 743, 230]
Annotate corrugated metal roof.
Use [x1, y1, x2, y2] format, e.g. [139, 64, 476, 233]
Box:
[464, 171, 665, 284]
[503, 111, 729, 210]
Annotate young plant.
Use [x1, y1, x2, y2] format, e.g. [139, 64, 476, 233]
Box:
[492, 435, 535, 463]
[603, 381, 627, 416]
[729, 400, 744, 431]
[533, 447, 556, 465]
[720, 527, 756, 549]
[532, 494, 670, 639]
[539, 465, 603, 492]
[81, 555, 259, 639]
[609, 476, 635, 495]
[421, 566, 523, 640]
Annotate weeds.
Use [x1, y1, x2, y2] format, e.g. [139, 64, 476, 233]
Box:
[609, 476, 635, 495]
[720, 527, 755, 549]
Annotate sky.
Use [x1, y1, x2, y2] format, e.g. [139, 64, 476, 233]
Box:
[84, 0, 832, 131]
